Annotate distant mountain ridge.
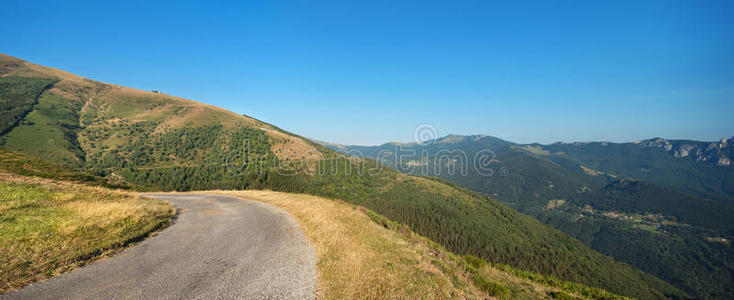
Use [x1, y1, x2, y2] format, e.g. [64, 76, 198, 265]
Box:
[0, 53, 685, 299]
[329, 134, 734, 299]
[328, 135, 734, 167]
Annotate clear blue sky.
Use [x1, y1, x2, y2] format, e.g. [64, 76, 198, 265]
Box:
[2, 0, 733, 145]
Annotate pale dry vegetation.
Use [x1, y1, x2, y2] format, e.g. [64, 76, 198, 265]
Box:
[0, 175, 173, 292]
[215, 190, 485, 299]
[213, 190, 591, 300]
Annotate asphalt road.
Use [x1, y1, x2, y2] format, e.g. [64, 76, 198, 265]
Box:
[2, 194, 317, 300]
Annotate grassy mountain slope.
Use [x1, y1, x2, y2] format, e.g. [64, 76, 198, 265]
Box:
[0, 148, 131, 188]
[0, 175, 172, 293]
[0, 148, 627, 299]
[0, 54, 684, 299]
[331, 135, 734, 299]
[217, 190, 630, 299]
[0, 76, 56, 135]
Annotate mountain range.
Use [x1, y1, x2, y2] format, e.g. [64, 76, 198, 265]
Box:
[327, 134, 734, 299]
[3, 53, 729, 299]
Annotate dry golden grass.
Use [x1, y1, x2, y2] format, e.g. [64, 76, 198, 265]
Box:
[579, 165, 604, 177]
[209, 190, 590, 300]
[0, 175, 173, 292]
[214, 190, 484, 299]
[0, 173, 597, 299]
[0, 54, 88, 84]
[1, 53, 264, 135]
[264, 127, 323, 162]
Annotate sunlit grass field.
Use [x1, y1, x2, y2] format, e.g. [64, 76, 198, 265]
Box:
[214, 190, 621, 299]
[0, 176, 173, 292]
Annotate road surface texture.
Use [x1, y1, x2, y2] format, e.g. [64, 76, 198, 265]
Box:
[2, 194, 317, 300]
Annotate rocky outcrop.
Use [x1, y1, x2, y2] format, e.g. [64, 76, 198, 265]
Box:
[635, 137, 733, 166]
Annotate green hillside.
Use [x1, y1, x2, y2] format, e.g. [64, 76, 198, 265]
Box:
[332, 134, 734, 299]
[0, 134, 631, 300]
[0, 53, 685, 299]
[0, 76, 56, 134]
[0, 148, 126, 188]
[542, 140, 734, 205]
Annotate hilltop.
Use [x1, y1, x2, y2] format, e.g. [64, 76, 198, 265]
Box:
[0, 54, 686, 299]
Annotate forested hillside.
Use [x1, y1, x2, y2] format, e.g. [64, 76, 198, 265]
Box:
[0, 53, 686, 299]
[542, 140, 734, 205]
[332, 134, 734, 299]
[1, 147, 632, 300]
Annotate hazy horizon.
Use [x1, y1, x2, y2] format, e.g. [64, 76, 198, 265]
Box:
[315, 132, 734, 147]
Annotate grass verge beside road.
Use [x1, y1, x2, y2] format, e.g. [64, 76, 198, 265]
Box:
[215, 190, 622, 299]
[0, 175, 173, 292]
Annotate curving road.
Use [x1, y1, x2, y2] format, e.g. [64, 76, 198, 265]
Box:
[2, 194, 317, 300]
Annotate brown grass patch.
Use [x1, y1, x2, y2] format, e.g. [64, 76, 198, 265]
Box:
[0, 175, 174, 293]
[264, 128, 323, 162]
[199, 190, 601, 299]
[211, 190, 486, 299]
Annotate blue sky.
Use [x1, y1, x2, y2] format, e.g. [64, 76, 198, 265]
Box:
[2, 0, 733, 145]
